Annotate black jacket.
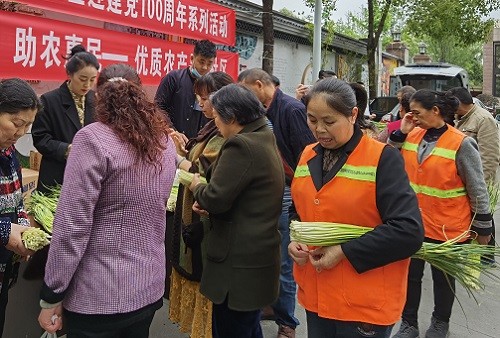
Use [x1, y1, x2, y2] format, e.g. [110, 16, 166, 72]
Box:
[154, 68, 208, 139]
[32, 82, 95, 193]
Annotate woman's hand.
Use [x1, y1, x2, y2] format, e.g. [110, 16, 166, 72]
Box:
[169, 128, 188, 156]
[189, 173, 202, 192]
[288, 241, 310, 266]
[295, 84, 310, 100]
[6, 223, 34, 257]
[192, 201, 209, 217]
[38, 303, 63, 334]
[64, 144, 72, 159]
[470, 233, 492, 245]
[309, 245, 345, 273]
[400, 112, 417, 134]
[476, 235, 492, 245]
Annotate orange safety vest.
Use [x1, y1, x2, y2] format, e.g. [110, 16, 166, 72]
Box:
[401, 127, 471, 242]
[291, 136, 410, 325]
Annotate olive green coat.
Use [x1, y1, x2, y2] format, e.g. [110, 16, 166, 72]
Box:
[194, 117, 285, 311]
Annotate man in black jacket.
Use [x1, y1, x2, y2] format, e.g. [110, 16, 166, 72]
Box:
[155, 39, 216, 138]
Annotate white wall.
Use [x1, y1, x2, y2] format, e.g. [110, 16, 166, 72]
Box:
[236, 33, 337, 96]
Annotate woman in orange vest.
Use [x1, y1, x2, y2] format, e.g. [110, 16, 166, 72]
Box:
[288, 78, 424, 338]
[389, 90, 492, 338]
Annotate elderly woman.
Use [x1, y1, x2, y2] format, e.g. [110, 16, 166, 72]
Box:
[189, 84, 285, 338]
[288, 78, 423, 338]
[390, 90, 492, 338]
[0, 78, 41, 335]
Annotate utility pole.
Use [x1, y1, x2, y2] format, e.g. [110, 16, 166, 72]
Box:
[311, 0, 322, 83]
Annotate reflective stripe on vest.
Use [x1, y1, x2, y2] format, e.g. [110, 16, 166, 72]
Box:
[294, 164, 376, 182]
[294, 165, 310, 178]
[337, 164, 377, 182]
[402, 142, 457, 160]
[410, 182, 467, 199]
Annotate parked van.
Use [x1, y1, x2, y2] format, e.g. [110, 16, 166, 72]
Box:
[390, 63, 469, 96]
[368, 62, 470, 123]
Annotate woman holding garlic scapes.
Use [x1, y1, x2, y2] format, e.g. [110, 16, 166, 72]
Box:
[0, 78, 41, 335]
[168, 71, 233, 338]
[390, 90, 492, 338]
[287, 78, 423, 338]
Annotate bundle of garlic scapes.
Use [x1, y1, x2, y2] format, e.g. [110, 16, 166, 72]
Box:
[290, 221, 499, 296]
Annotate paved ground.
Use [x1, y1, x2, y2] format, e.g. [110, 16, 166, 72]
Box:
[5, 219, 499, 337]
[151, 217, 500, 338]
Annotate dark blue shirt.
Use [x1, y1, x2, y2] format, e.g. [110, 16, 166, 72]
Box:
[266, 88, 315, 170]
[155, 68, 208, 139]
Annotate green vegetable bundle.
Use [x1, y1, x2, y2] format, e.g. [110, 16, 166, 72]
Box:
[26, 185, 61, 234]
[22, 227, 50, 251]
[289, 221, 500, 297]
[487, 181, 500, 214]
[178, 169, 207, 186]
[372, 121, 387, 132]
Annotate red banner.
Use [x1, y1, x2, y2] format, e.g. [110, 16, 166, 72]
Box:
[0, 11, 239, 85]
[17, 0, 236, 46]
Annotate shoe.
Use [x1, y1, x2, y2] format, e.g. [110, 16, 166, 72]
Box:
[261, 305, 276, 321]
[481, 255, 496, 267]
[277, 324, 296, 338]
[392, 320, 419, 338]
[425, 317, 449, 338]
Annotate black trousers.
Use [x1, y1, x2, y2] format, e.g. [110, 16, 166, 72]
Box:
[66, 312, 155, 338]
[64, 299, 161, 338]
[0, 260, 12, 337]
[402, 258, 455, 328]
[212, 297, 263, 338]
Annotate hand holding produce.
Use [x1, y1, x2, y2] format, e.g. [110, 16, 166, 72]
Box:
[309, 245, 345, 272]
[6, 223, 34, 256]
[22, 227, 50, 251]
[288, 241, 310, 266]
[178, 169, 207, 186]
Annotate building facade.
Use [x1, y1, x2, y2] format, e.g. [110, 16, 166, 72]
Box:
[216, 0, 367, 96]
[483, 21, 500, 97]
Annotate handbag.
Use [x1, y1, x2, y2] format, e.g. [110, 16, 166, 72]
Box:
[181, 221, 204, 249]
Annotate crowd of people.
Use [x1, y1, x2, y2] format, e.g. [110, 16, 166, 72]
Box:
[0, 37, 497, 338]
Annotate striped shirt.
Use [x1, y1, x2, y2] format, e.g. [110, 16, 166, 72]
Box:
[0, 146, 30, 288]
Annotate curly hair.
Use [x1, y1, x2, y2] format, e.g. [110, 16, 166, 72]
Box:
[95, 64, 170, 165]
